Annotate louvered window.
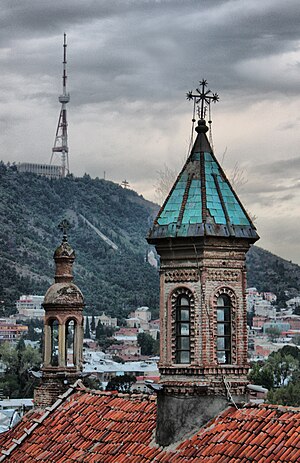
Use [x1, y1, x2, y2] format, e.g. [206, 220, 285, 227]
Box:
[216, 295, 231, 364]
[176, 295, 190, 364]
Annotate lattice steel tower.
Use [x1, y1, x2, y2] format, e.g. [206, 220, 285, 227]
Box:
[50, 33, 70, 177]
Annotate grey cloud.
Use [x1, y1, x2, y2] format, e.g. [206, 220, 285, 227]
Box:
[253, 156, 300, 176]
[3, 0, 300, 108]
[2, 0, 300, 264]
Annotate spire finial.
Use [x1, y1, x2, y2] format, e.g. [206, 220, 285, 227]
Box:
[186, 79, 219, 128]
[58, 219, 71, 242]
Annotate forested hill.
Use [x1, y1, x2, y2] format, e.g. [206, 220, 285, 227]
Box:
[0, 164, 159, 318]
[0, 163, 299, 317]
[246, 246, 300, 301]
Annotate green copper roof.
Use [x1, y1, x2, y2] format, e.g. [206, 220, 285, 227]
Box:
[148, 121, 258, 241]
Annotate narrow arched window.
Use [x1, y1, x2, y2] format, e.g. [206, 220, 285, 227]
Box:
[66, 319, 76, 367]
[217, 295, 231, 364]
[50, 319, 59, 366]
[176, 295, 190, 364]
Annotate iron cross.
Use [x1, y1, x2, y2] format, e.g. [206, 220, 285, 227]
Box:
[186, 79, 219, 120]
[58, 219, 71, 241]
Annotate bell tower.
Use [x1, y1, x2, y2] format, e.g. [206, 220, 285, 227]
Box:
[34, 220, 84, 407]
[148, 80, 259, 446]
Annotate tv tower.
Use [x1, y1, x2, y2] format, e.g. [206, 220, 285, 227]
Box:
[50, 33, 70, 177]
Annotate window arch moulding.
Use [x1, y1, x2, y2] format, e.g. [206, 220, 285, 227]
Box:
[212, 287, 237, 365]
[171, 287, 196, 365]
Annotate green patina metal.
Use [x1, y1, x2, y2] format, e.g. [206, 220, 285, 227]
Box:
[157, 172, 188, 226]
[204, 152, 250, 227]
[150, 123, 257, 241]
[181, 179, 202, 225]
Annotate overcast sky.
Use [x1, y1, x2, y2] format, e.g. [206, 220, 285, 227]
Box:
[1, 0, 300, 264]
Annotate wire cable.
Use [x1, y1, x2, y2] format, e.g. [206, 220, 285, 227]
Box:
[187, 99, 196, 158]
[193, 243, 239, 408]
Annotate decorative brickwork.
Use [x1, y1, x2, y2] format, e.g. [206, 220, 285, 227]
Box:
[147, 110, 259, 445]
[165, 269, 199, 283]
[207, 269, 239, 281]
[151, 235, 256, 445]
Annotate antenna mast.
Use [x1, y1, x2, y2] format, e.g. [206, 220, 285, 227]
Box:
[50, 33, 70, 176]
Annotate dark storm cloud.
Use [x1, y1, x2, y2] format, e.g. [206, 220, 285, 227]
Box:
[2, 0, 300, 262]
[3, 0, 300, 107]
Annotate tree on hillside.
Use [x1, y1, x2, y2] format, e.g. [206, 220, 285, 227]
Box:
[91, 315, 96, 332]
[95, 321, 115, 350]
[277, 345, 300, 360]
[95, 321, 114, 339]
[137, 332, 159, 356]
[248, 361, 274, 390]
[24, 319, 43, 342]
[84, 317, 91, 338]
[106, 374, 136, 393]
[268, 353, 298, 388]
[249, 346, 300, 406]
[268, 381, 300, 407]
[250, 348, 299, 390]
[265, 326, 281, 342]
[0, 341, 41, 398]
[292, 335, 300, 346]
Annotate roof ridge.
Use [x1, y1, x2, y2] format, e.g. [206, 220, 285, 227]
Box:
[0, 379, 83, 462]
[78, 387, 156, 402]
[243, 402, 300, 412]
[257, 402, 300, 414]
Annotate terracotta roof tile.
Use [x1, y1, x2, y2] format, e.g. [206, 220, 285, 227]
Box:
[1, 389, 300, 462]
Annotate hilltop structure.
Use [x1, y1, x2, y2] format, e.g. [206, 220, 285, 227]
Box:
[17, 162, 63, 179]
[50, 33, 70, 177]
[17, 35, 69, 180]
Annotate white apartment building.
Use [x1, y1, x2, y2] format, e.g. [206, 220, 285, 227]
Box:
[16, 295, 45, 319]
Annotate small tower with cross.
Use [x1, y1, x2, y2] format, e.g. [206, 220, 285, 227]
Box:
[148, 80, 259, 446]
[34, 220, 84, 407]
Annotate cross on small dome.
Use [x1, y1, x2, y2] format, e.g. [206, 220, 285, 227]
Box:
[58, 219, 71, 242]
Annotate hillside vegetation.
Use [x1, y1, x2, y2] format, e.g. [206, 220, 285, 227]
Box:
[247, 246, 300, 301]
[0, 163, 299, 317]
[0, 163, 158, 317]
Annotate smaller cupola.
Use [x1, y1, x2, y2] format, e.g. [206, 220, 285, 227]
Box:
[34, 220, 84, 408]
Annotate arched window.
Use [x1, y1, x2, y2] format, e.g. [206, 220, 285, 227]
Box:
[176, 294, 191, 364]
[66, 319, 76, 367]
[50, 319, 59, 366]
[216, 294, 231, 364]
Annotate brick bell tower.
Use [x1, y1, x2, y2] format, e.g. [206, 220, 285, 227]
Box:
[148, 80, 259, 446]
[34, 220, 84, 407]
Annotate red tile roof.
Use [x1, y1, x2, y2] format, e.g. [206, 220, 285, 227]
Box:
[0, 383, 300, 462]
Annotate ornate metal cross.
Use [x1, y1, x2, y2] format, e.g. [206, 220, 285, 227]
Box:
[58, 219, 71, 241]
[186, 79, 219, 120]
